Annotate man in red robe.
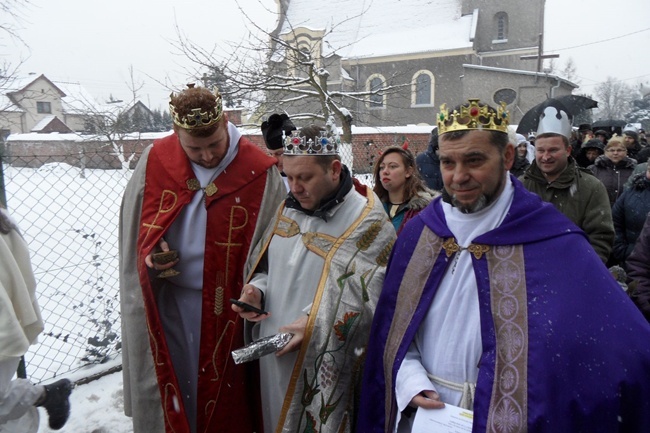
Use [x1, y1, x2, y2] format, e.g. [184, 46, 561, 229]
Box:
[119, 85, 285, 433]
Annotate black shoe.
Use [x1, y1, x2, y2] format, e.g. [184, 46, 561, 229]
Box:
[37, 378, 73, 430]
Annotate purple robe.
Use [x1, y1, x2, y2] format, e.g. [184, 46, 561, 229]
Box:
[358, 177, 650, 433]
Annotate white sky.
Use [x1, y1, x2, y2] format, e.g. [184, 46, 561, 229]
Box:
[3, 0, 650, 111]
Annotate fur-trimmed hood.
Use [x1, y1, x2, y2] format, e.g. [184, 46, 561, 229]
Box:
[406, 188, 439, 211]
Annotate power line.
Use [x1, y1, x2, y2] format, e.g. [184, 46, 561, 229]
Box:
[549, 27, 650, 52]
[576, 72, 650, 89]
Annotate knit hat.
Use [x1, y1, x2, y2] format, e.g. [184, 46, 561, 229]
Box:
[582, 138, 604, 152]
[261, 113, 296, 150]
[594, 129, 608, 137]
[623, 130, 639, 141]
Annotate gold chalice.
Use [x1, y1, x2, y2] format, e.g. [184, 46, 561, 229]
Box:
[152, 250, 180, 278]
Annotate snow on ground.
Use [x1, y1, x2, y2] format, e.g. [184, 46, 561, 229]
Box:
[37, 358, 132, 433]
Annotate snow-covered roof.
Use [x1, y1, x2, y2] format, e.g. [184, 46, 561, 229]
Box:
[31, 115, 57, 131]
[56, 80, 102, 114]
[280, 0, 474, 60]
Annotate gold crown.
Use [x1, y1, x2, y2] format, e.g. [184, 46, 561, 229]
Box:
[169, 86, 223, 130]
[437, 98, 509, 135]
[284, 130, 339, 155]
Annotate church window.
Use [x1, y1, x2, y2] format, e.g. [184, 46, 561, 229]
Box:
[367, 75, 385, 108]
[411, 71, 435, 106]
[495, 12, 508, 41]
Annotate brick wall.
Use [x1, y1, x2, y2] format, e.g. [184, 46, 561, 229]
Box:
[4, 129, 433, 173]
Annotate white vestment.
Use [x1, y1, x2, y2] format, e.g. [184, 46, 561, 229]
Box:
[395, 177, 514, 431]
[249, 188, 368, 433]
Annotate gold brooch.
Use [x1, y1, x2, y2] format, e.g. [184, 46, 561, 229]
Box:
[442, 238, 460, 257]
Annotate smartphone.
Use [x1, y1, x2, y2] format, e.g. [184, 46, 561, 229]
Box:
[229, 298, 268, 315]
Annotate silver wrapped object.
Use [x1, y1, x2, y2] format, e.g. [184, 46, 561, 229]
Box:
[231, 333, 293, 364]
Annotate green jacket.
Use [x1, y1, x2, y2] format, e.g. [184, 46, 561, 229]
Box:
[519, 158, 614, 263]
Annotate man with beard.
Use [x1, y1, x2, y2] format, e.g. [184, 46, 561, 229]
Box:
[120, 84, 285, 433]
[357, 99, 650, 433]
[520, 103, 613, 263]
[233, 125, 395, 433]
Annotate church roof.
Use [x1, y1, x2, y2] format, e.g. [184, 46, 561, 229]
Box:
[279, 0, 475, 59]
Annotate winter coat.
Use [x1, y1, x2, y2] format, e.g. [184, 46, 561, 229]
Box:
[519, 158, 614, 263]
[588, 155, 637, 206]
[626, 141, 644, 162]
[415, 143, 443, 191]
[509, 154, 530, 178]
[628, 212, 650, 322]
[383, 189, 437, 234]
[625, 162, 648, 190]
[612, 173, 650, 263]
[636, 145, 650, 164]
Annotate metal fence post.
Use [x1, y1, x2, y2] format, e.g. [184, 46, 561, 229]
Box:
[0, 140, 7, 208]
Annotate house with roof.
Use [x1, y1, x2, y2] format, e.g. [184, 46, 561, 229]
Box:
[0, 73, 99, 137]
[0, 74, 167, 140]
[269, 0, 577, 127]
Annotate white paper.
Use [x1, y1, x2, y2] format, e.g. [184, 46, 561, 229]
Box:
[411, 404, 473, 433]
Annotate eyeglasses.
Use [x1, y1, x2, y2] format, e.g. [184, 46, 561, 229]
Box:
[606, 148, 626, 153]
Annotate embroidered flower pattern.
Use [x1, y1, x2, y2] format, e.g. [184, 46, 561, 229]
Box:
[493, 399, 522, 432]
[334, 312, 360, 342]
[498, 324, 524, 363]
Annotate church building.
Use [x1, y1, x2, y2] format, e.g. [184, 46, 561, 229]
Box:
[269, 0, 576, 126]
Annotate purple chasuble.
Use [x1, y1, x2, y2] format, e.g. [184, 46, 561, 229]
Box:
[358, 176, 650, 433]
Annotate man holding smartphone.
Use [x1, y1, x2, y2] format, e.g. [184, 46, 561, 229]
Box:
[233, 123, 396, 433]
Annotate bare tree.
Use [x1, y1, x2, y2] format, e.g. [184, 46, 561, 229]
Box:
[0, 0, 30, 44]
[545, 57, 580, 85]
[0, 0, 31, 131]
[126, 65, 145, 106]
[173, 4, 409, 144]
[594, 76, 637, 120]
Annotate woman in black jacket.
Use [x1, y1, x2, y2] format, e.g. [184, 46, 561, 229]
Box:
[589, 136, 637, 206]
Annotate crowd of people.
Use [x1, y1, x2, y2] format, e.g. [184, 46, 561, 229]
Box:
[4, 84, 649, 433]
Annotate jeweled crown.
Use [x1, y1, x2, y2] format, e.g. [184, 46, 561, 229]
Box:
[169, 86, 223, 130]
[437, 98, 509, 135]
[284, 130, 339, 155]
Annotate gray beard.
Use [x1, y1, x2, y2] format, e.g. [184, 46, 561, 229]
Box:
[452, 194, 488, 214]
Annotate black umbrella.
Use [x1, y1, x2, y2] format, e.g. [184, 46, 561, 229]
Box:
[516, 95, 598, 135]
[592, 119, 626, 128]
[592, 119, 627, 137]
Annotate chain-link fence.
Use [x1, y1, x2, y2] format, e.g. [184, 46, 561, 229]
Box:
[2, 146, 130, 384]
[0, 128, 429, 384]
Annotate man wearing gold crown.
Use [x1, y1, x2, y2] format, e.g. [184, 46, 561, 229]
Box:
[119, 85, 285, 433]
[232, 123, 395, 433]
[357, 99, 650, 432]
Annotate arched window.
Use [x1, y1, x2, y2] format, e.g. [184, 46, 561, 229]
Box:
[411, 71, 435, 106]
[367, 74, 385, 108]
[495, 12, 508, 41]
